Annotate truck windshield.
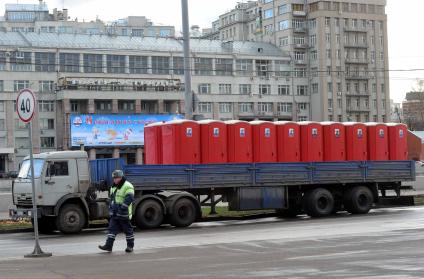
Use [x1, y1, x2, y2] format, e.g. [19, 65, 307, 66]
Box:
[18, 159, 45, 179]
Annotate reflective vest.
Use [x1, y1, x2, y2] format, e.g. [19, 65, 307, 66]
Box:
[110, 180, 135, 219]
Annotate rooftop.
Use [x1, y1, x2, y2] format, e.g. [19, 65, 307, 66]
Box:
[0, 31, 287, 57]
[5, 3, 48, 12]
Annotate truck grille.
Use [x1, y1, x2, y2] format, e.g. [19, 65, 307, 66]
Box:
[16, 196, 33, 206]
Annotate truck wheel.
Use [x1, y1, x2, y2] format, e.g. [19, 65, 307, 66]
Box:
[135, 199, 164, 229]
[56, 204, 86, 234]
[344, 186, 373, 214]
[169, 198, 196, 228]
[303, 188, 334, 217]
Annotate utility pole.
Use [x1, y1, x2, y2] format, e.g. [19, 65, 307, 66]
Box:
[181, 0, 193, 119]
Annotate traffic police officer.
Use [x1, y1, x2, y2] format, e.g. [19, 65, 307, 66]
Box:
[99, 170, 135, 253]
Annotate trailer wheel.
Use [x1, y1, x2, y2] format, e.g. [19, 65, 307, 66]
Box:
[344, 186, 373, 214]
[56, 204, 86, 234]
[303, 188, 334, 217]
[135, 199, 164, 229]
[169, 198, 196, 228]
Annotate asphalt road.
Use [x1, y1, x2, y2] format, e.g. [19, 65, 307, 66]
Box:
[0, 206, 423, 278]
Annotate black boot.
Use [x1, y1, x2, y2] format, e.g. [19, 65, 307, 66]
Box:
[98, 244, 112, 252]
[125, 247, 133, 253]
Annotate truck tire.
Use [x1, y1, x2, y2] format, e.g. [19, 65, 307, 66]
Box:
[303, 188, 334, 217]
[343, 186, 373, 214]
[56, 204, 86, 234]
[169, 198, 196, 228]
[135, 199, 164, 229]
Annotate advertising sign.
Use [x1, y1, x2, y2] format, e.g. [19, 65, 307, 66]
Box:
[70, 114, 183, 147]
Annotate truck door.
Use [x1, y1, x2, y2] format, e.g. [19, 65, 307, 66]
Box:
[43, 160, 79, 206]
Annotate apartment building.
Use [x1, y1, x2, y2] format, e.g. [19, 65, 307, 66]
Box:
[0, 1, 175, 38]
[204, 0, 390, 122]
[0, 32, 293, 172]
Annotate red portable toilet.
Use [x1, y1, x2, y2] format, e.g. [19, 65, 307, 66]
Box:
[144, 122, 163, 165]
[299, 122, 323, 162]
[366, 123, 389, 161]
[251, 121, 277, 163]
[226, 120, 253, 163]
[387, 123, 408, 160]
[322, 122, 346, 161]
[275, 121, 300, 162]
[161, 120, 200, 164]
[199, 120, 227, 163]
[344, 122, 368, 161]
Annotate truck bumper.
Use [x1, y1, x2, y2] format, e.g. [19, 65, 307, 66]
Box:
[9, 208, 42, 220]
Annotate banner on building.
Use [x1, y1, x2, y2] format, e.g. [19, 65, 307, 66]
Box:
[70, 114, 183, 147]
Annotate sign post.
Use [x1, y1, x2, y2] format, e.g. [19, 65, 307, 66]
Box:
[17, 89, 52, 258]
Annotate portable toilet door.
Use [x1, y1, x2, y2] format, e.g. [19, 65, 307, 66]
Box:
[322, 122, 346, 161]
[275, 121, 300, 162]
[226, 120, 253, 163]
[144, 122, 163, 164]
[251, 121, 277, 163]
[344, 122, 368, 161]
[387, 123, 408, 160]
[199, 120, 228, 163]
[299, 122, 323, 162]
[366, 122, 389, 161]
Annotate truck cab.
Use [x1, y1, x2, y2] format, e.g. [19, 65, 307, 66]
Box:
[11, 151, 101, 234]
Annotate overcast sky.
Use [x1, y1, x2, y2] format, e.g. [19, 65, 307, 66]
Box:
[1, 0, 422, 103]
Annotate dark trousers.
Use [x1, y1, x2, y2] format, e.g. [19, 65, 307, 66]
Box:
[105, 217, 134, 248]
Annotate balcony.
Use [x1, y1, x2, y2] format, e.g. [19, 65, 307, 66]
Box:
[293, 27, 306, 33]
[345, 58, 369, 64]
[344, 43, 368, 48]
[346, 106, 371, 112]
[343, 26, 368, 33]
[292, 11, 306, 17]
[346, 91, 370, 97]
[294, 43, 308, 49]
[345, 74, 370, 80]
[294, 59, 307, 65]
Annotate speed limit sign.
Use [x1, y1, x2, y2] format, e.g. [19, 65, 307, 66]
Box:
[16, 89, 36, 123]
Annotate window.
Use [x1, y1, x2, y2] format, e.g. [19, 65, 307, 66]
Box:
[84, 54, 103, 73]
[258, 102, 272, 113]
[70, 101, 79, 113]
[327, 66, 332, 76]
[239, 84, 252, 95]
[95, 101, 112, 112]
[338, 99, 342, 109]
[256, 60, 271, 77]
[0, 80, 3, 92]
[0, 101, 3, 112]
[172, 57, 184, 75]
[298, 103, 307, 110]
[38, 101, 55, 112]
[297, 85, 308, 96]
[292, 19, 304, 29]
[40, 119, 55, 130]
[39, 81, 54, 92]
[277, 103, 292, 113]
[328, 99, 333, 109]
[298, 116, 308, 122]
[264, 9, 274, 19]
[128, 56, 148, 74]
[219, 103, 232, 113]
[295, 52, 306, 61]
[198, 102, 212, 113]
[60, 53, 80, 73]
[278, 4, 288, 15]
[152, 56, 170, 75]
[264, 24, 274, 35]
[40, 137, 55, 149]
[294, 68, 306, 78]
[10, 52, 32, 71]
[310, 35, 316, 46]
[275, 61, 290, 77]
[326, 50, 332, 59]
[219, 84, 232, 94]
[194, 58, 213, 75]
[114, 101, 133, 112]
[47, 161, 69, 176]
[198, 84, 211, 94]
[14, 80, 29, 91]
[106, 55, 126, 74]
[0, 119, 4, 131]
[259, 85, 271, 95]
[279, 20, 289, 31]
[0, 52, 5, 71]
[215, 58, 233, 76]
[132, 29, 144, 37]
[35, 52, 55, 72]
[311, 51, 317, 60]
[239, 103, 253, 113]
[278, 85, 290, 95]
[325, 17, 331, 27]
[279, 36, 289, 46]
[236, 59, 253, 76]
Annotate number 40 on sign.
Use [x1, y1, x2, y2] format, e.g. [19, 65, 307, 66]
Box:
[17, 89, 36, 123]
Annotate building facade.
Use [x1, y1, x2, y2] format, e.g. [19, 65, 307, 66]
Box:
[203, 0, 390, 122]
[0, 32, 294, 172]
[0, 2, 175, 38]
[403, 92, 424, 131]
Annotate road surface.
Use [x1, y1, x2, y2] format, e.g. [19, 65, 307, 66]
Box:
[0, 206, 423, 278]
